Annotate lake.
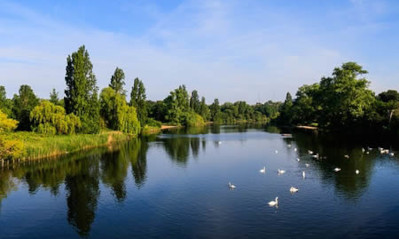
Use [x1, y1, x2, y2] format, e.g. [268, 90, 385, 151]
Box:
[1, 125, 399, 238]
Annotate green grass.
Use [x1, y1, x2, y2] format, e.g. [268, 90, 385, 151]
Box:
[1, 131, 132, 161]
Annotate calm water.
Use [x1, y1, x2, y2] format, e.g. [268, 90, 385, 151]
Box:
[1, 125, 399, 238]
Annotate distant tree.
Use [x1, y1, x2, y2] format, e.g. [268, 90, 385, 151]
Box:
[291, 83, 321, 125]
[209, 98, 222, 123]
[12, 85, 39, 131]
[190, 90, 200, 113]
[377, 90, 399, 125]
[199, 97, 210, 120]
[0, 86, 12, 116]
[109, 67, 126, 95]
[278, 92, 293, 125]
[148, 100, 167, 122]
[130, 78, 147, 126]
[64, 45, 100, 133]
[49, 88, 60, 105]
[164, 85, 190, 124]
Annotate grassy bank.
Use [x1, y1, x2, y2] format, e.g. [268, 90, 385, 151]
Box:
[1, 131, 133, 161]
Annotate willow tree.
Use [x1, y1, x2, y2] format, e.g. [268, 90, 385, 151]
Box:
[64, 45, 100, 133]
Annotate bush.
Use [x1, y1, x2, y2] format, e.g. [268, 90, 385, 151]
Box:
[0, 109, 18, 133]
[183, 112, 205, 127]
[0, 138, 24, 159]
[146, 118, 162, 128]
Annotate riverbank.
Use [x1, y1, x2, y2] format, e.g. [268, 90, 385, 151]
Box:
[0, 131, 134, 162]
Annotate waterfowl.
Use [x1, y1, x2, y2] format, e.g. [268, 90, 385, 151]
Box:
[275, 150, 279, 154]
[355, 170, 360, 174]
[344, 155, 350, 159]
[290, 187, 299, 193]
[287, 144, 292, 148]
[277, 169, 286, 175]
[305, 163, 310, 167]
[228, 182, 236, 189]
[296, 158, 300, 162]
[390, 152, 395, 157]
[259, 167, 266, 174]
[294, 148, 297, 152]
[334, 168, 341, 172]
[308, 150, 314, 155]
[268, 197, 278, 207]
[302, 171, 306, 179]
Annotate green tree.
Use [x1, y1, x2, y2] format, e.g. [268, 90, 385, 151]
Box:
[291, 83, 321, 125]
[30, 101, 81, 135]
[49, 88, 61, 105]
[12, 85, 39, 131]
[0, 86, 12, 116]
[130, 78, 147, 126]
[0, 109, 18, 133]
[199, 97, 210, 120]
[100, 87, 140, 134]
[109, 67, 125, 95]
[64, 45, 100, 133]
[210, 98, 222, 123]
[164, 85, 190, 124]
[278, 92, 293, 125]
[190, 90, 200, 113]
[318, 62, 375, 128]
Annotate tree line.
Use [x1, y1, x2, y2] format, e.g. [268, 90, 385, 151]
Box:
[0, 45, 276, 137]
[277, 62, 399, 135]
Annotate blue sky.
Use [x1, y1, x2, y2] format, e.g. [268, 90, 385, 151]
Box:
[1, 0, 399, 103]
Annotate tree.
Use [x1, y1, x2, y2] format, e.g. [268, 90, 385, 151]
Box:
[64, 45, 100, 133]
[0, 86, 12, 116]
[377, 90, 399, 125]
[130, 78, 147, 126]
[291, 83, 321, 125]
[109, 67, 125, 95]
[190, 90, 200, 113]
[0, 109, 18, 133]
[318, 62, 375, 128]
[49, 88, 60, 105]
[210, 98, 222, 123]
[12, 85, 39, 131]
[164, 85, 190, 124]
[278, 92, 293, 125]
[30, 101, 81, 135]
[100, 87, 140, 134]
[199, 97, 210, 121]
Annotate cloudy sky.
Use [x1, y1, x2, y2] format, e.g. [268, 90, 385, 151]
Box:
[1, 0, 399, 103]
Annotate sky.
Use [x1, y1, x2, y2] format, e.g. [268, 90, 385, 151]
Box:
[1, 0, 399, 103]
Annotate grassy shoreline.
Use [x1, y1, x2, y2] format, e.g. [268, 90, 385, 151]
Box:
[1, 131, 135, 161]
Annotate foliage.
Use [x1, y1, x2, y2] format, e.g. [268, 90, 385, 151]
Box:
[147, 100, 167, 122]
[30, 101, 81, 135]
[0, 86, 12, 116]
[130, 78, 147, 126]
[0, 138, 24, 160]
[0, 109, 18, 133]
[49, 88, 61, 105]
[183, 111, 205, 127]
[64, 45, 100, 134]
[164, 85, 190, 125]
[100, 87, 140, 134]
[12, 85, 39, 131]
[109, 67, 126, 95]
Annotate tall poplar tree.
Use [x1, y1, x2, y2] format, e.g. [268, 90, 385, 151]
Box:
[109, 67, 125, 95]
[130, 78, 147, 126]
[64, 45, 100, 133]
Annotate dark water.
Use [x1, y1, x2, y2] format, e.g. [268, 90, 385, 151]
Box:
[1, 125, 399, 239]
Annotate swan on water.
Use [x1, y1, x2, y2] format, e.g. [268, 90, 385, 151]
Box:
[268, 197, 278, 207]
[344, 155, 350, 159]
[308, 150, 314, 155]
[218, 141, 222, 145]
[312, 154, 319, 159]
[278, 169, 286, 175]
[305, 163, 310, 168]
[390, 152, 395, 157]
[362, 148, 365, 153]
[290, 186, 299, 193]
[297, 158, 300, 162]
[355, 170, 360, 174]
[334, 168, 341, 172]
[287, 144, 292, 148]
[302, 171, 306, 179]
[294, 148, 297, 152]
[260, 167, 266, 174]
[228, 182, 236, 189]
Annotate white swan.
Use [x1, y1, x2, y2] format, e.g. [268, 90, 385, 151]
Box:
[334, 168, 341, 172]
[344, 155, 350, 159]
[302, 171, 306, 179]
[312, 154, 319, 159]
[305, 163, 310, 168]
[294, 148, 297, 152]
[290, 186, 299, 193]
[277, 169, 286, 175]
[218, 141, 222, 145]
[390, 152, 395, 157]
[296, 158, 300, 162]
[308, 150, 314, 155]
[228, 182, 236, 189]
[259, 166, 266, 174]
[275, 150, 278, 154]
[362, 148, 365, 153]
[287, 144, 292, 148]
[268, 197, 278, 207]
[355, 170, 360, 174]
